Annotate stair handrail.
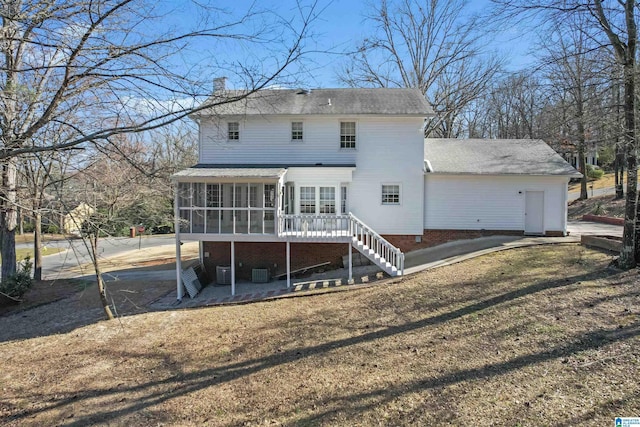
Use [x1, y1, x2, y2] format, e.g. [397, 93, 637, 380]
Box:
[348, 212, 405, 275]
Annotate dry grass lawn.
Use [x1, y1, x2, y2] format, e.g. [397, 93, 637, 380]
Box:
[568, 171, 639, 192]
[1, 245, 639, 426]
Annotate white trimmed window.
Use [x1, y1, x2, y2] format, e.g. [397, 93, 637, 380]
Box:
[264, 184, 276, 220]
[381, 184, 400, 205]
[300, 186, 316, 214]
[228, 122, 239, 140]
[319, 187, 336, 214]
[340, 186, 348, 214]
[291, 121, 303, 141]
[340, 121, 356, 149]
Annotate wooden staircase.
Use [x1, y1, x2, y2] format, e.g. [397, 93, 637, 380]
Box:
[349, 213, 404, 277]
[277, 212, 405, 277]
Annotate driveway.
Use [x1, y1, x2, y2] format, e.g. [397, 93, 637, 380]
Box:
[567, 220, 622, 236]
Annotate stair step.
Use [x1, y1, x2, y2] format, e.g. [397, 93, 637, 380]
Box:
[349, 222, 404, 277]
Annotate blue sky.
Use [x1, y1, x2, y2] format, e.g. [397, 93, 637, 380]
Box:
[164, 0, 535, 89]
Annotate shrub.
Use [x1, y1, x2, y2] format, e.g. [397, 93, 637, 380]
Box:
[22, 222, 35, 233]
[45, 224, 59, 234]
[0, 256, 34, 299]
[586, 164, 604, 180]
[593, 202, 607, 216]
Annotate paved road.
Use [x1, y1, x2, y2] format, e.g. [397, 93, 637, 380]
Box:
[33, 235, 184, 280]
[568, 186, 617, 201]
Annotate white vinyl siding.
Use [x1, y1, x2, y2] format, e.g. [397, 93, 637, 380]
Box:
[199, 116, 425, 235]
[200, 116, 359, 164]
[424, 174, 568, 232]
[346, 118, 425, 235]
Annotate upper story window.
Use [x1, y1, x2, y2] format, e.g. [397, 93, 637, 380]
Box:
[228, 122, 239, 141]
[382, 184, 400, 205]
[291, 121, 303, 141]
[340, 121, 356, 149]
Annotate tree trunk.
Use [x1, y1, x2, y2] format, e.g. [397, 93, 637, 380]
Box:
[1, 159, 18, 281]
[615, 143, 625, 199]
[578, 146, 588, 200]
[89, 233, 114, 320]
[620, 62, 637, 268]
[615, 75, 624, 199]
[33, 211, 42, 281]
[17, 206, 23, 235]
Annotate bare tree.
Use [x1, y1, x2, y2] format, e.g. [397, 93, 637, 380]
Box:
[539, 15, 611, 200]
[337, 0, 503, 137]
[58, 134, 178, 319]
[480, 72, 549, 140]
[493, 0, 639, 268]
[0, 0, 320, 282]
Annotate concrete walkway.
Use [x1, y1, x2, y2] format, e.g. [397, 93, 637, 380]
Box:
[151, 219, 625, 309]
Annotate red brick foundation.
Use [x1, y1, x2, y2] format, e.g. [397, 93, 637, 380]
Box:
[383, 230, 522, 252]
[202, 241, 350, 282]
[383, 229, 565, 252]
[582, 214, 624, 226]
[203, 228, 566, 282]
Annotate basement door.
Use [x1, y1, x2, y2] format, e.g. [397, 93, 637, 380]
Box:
[524, 191, 544, 235]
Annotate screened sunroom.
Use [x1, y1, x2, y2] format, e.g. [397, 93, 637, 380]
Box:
[173, 168, 286, 237]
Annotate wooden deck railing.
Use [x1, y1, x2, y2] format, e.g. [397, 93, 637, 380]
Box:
[278, 213, 404, 276]
[278, 214, 350, 240]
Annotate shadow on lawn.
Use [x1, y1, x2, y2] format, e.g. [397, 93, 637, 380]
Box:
[4, 267, 635, 425]
[293, 321, 640, 425]
[0, 278, 175, 343]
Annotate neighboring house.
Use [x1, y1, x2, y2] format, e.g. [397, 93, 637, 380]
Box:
[172, 84, 579, 300]
[549, 139, 599, 170]
[62, 202, 95, 235]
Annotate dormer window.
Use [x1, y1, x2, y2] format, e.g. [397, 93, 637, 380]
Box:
[228, 122, 239, 141]
[291, 121, 303, 141]
[340, 121, 356, 149]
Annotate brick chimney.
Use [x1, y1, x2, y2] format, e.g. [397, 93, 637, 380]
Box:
[213, 77, 227, 93]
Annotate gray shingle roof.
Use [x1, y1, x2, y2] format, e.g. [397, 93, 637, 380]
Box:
[195, 88, 433, 116]
[424, 139, 582, 177]
[172, 167, 286, 180]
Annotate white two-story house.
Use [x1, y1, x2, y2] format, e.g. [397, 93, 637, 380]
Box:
[173, 84, 579, 299]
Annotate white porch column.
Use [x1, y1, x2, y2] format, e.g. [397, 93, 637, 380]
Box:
[231, 240, 236, 296]
[286, 240, 291, 288]
[562, 179, 569, 236]
[348, 243, 353, 283]
[174, 185, 183, 301]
